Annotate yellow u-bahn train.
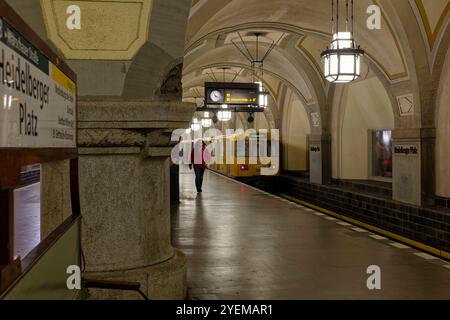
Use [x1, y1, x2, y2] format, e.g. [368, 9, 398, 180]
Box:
[205, 131, 280, 178]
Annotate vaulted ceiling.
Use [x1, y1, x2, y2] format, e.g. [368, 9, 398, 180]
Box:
[183, 0, 449, 131]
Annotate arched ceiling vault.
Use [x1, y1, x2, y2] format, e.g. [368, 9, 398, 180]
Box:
[185, 0, 450, 131]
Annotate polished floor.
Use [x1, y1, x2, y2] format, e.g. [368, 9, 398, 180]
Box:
[172, 168, 450, 300]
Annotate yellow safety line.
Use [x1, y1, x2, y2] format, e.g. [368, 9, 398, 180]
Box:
[207, 169, 449, 262]
[279, 193, 450, 261]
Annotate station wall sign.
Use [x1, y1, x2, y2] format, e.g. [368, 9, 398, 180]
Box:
[394, 145, 419, 156]
[205, 82, 259, 106]
[0, 17, 76, 148]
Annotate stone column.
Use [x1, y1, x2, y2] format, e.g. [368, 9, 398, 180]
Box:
[392, 128, 435, 206]
[78, 99, 195, 299]
[309, 134, 332, 185]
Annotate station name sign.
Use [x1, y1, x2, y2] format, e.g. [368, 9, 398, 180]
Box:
[0, 17, 76, 148]
[394, 146, 418, 156]
[205, 82, 259, 106]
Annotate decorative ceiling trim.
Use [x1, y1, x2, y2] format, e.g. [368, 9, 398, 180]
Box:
[185, 21, 330, 54]
[414, 0, 450, 49]
[296, 37, 326, 89]
[372, 0, 409, 81]
[190, 0, 208, 18]
[187, 19, 408, 83]
[40, 0, 153, 60]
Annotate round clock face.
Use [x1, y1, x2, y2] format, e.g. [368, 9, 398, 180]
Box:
[210, 90, 223, 103]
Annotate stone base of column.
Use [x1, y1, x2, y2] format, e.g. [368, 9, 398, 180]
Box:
[83, 249, 187, 300]
[77, 99, 195, 301]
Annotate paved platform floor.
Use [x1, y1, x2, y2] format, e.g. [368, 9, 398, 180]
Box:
[172, 168, 450, 300]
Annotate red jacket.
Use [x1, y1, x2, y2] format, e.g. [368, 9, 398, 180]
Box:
[191, 146, 211, 169]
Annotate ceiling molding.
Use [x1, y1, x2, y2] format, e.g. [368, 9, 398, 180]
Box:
[410, 0, 450, 70]
[414, 0, 450, 49]
[186, 19, 409, 83]
[185, 21, 330, 54]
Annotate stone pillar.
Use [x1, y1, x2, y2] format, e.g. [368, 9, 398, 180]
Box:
[40, 160, 73, 240]
[78, 99, 195, 299]
[392, 128, 435, 206]
[309, 134, 332, 185]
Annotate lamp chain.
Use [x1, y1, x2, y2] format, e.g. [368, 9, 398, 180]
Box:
[336, 0, 339, 36]
[331, 0, 334, 35]
[346, 0, 349, 32]
[351, 0, 354, 34]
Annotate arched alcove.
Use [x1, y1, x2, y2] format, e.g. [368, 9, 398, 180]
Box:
[282, 94, 311, 172]
[333, 76, 395, 180]
[254, 113, 270, 130]
[435, 48, 450, 198]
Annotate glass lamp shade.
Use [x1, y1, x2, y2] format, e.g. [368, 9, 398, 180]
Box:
[321, 32, 364, 83]
[191, 118, 202, 131]
[217, 104, 232, 122]
[191, 123, 202, 131]
[259, 93, 268, 108]
[218, 110, 232, 122]
[201, 118, 212, 128]
[255, 81, 269, 108]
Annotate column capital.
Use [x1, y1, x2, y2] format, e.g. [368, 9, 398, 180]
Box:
[392, 128, 436, 140]
[309, 134, 332, 144]
[77, 99, 196, 150]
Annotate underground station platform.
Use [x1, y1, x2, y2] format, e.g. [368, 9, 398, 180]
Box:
[0, 0, 449, 316]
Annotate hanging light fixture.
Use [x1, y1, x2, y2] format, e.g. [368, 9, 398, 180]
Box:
[217, 104, 232, 122]
[191, 118, 202, 131]
[321, 0, 364, 83]
[231, 32, 284, 108]
[255, 81, 268, 108]
[253, 33, 269, 108]
[201, 112, 213, 128]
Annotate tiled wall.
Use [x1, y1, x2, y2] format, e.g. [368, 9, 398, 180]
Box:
[435, 196, 450, 210]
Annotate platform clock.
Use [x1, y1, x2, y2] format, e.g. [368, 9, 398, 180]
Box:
[210, 90, 223, 103]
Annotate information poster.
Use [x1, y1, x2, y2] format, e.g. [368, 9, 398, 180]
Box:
[0, 17, 76, 148]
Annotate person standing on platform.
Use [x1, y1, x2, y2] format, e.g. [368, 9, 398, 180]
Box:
[189, 140, 211, 193]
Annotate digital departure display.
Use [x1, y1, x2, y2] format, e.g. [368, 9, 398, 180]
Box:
[205, 82, 259, 106]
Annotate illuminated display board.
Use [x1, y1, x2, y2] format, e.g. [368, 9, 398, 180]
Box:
[205, 82, 259, 106]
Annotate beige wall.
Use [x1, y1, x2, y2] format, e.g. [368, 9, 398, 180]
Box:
[282, 96, 311, 172]
[335, 76, 394, 180]
[435, 48, 450, 198]
[255, 113, 270, 130]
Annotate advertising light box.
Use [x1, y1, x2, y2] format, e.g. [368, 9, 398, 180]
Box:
[0, 17, 76, 148]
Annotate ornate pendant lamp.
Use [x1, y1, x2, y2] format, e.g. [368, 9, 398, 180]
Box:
[231, 32, 284, 109]
[218, 104, 232, 122]
[253, 33, 269, 108]
[191, 118, 202, 132]
[201, 112, 213, 128]
[321, 0, 364, 83]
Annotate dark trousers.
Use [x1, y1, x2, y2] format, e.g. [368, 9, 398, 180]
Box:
[194, 168, 206, 192]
